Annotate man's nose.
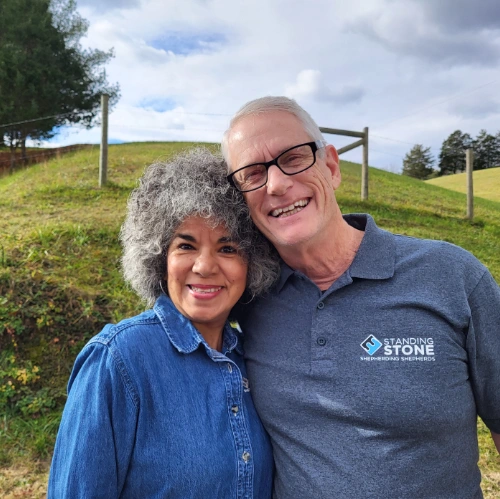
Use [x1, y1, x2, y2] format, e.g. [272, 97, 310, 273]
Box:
[266, 165, 293, 196]
[192, 252, 219, 277]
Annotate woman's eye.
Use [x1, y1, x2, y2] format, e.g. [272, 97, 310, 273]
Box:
[178, 243, 194, 250]
[220, 245, 237, 254]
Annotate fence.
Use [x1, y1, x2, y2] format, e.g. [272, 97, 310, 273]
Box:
[319, 126, 369, 200]
[2, 99, 371, 198]
[0, 144, 93, 177]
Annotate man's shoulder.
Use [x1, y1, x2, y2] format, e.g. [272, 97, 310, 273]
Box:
[392, 233, 487, 287]
[394, 233, 482, 265]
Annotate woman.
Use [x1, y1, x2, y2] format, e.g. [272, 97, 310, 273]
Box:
[48, 148, 279, 498]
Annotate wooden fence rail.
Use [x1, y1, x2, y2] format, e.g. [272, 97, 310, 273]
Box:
[319, 126, 369, 200]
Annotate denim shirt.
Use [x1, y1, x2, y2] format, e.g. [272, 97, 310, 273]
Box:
[48, 295, 273, 498]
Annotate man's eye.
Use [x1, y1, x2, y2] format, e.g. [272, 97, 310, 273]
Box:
[178, 243, 194, 250]
[243, 167, 265, 181]
[281, 153, 306, 166]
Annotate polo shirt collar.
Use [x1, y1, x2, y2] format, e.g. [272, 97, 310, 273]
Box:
[276, 213, 395, 291]
[345, 213, 395, 279]
[153, 294, 243, 355]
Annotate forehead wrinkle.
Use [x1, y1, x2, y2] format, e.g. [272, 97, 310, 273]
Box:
[230, 112, 312, 168]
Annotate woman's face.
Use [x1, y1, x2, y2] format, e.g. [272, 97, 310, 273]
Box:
[166, 215, 248, 338]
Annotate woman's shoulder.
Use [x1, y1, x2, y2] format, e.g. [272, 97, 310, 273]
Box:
[78, 309, 170, 364]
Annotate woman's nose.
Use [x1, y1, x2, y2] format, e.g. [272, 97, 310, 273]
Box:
[192, 252, 219, 277]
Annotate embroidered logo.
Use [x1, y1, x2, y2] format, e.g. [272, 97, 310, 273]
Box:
[360, 335, 382, 355]
[360, 337, 436, 362]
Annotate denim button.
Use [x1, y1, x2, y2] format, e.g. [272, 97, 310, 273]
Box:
[231, 405, 239, 415]
[317, 302, 325, 310]
[242, 452, 251, 462]
[227, 363, 232, 373]
[317, 337, 327, 346]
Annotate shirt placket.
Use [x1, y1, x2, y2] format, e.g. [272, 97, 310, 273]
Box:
[310, 273, 353, 374]
[215, 355, 254, 499]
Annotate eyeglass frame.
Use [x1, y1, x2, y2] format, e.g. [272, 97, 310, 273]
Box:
[227, 140, 326, 193]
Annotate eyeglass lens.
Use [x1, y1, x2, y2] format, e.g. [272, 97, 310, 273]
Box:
[232, 143, 315, 192]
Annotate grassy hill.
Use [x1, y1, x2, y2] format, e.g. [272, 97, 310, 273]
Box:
[426, 166, 500, 202]
[1, 143, 500, 497]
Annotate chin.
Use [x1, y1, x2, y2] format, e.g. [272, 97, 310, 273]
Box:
[271, 229, 315, 249]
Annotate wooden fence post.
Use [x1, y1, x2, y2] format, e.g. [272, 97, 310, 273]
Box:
[99, 94, 109, 188]
[466, 148, 474, 220]
[361, 127, 369, 201]
[319, 126, 369, 201]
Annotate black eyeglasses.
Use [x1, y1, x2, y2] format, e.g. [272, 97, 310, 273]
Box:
[227, 140, 325, 193]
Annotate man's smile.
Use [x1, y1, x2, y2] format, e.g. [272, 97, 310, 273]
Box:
[270, 198, 310, 218]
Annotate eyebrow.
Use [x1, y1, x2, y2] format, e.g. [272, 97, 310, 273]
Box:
[174, 234, 196, 242]
[173, 234, 236, 244]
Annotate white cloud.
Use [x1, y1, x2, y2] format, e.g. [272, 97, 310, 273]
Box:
[285, 70, 364, 105]
[27, 0, 500, 173]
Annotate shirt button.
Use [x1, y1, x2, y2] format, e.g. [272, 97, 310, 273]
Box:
[227, 363, 233, 373]
[317, 302, 325, 310]
[242, 452, 251, 463]
[231, 405, 239, 415]
[317, 337, 327, 346]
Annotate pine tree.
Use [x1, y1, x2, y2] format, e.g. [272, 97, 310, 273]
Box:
[402, 144, 435, 180]
[0, 0, 119, 171]
[438, 130, 472, 176]
[472, 130, 500, 170]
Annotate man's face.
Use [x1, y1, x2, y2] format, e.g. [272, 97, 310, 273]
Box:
[226, 111, 341, 250]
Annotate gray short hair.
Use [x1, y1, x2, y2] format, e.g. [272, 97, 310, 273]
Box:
[120, 147, 280, 306]
[221, 96, 325, 168]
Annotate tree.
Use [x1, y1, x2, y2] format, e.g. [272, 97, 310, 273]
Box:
[472, 129, 500, 170]
[438, 130, 472, 176]
[402, 144, 435, 180]
[0, 0, 119, 172]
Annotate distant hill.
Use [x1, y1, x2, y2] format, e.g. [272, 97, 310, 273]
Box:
[426, 166, 500, 202]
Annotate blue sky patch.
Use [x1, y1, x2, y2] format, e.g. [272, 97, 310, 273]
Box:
[149, 32, 226, 55]
[139, 97, 178, 112]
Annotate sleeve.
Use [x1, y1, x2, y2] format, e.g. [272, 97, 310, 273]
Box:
[47, 340, 139, 498]
[466, 270, 500, 434]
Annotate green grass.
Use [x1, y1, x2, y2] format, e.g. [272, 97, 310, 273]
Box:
[426, 166, 500, 202]
[1, 143, 499, 496]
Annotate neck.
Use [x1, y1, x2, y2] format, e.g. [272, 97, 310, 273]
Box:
[194, 323, 224, 352]
[278, 215, 364, 290]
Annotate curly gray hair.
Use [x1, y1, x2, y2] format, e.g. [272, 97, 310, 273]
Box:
[120, 147, 280, 306]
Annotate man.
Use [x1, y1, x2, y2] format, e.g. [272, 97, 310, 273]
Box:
[222, 96, 500, 498]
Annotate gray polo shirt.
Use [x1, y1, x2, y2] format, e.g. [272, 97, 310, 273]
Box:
[239, 214, 500, 499]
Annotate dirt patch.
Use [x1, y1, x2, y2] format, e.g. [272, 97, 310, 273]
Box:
[0, 464, 49, 499]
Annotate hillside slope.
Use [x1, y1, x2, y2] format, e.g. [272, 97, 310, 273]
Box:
[426, 166, 500, 202]
[1, 143, 499, 497]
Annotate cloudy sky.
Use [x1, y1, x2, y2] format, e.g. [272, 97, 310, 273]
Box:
[48, 0, 500, 172]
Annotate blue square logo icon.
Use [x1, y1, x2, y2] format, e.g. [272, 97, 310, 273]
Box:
[360, 335, 382, 355]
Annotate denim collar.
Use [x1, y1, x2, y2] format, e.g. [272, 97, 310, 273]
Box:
[276, 213, 395, 292]
[153, 294, 243, 356]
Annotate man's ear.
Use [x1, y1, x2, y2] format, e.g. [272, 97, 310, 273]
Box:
[324, 144, 341, 190]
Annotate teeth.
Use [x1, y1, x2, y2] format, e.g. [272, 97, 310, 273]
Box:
[190, 286, 222, 293]
[271, 199, 308, 217]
